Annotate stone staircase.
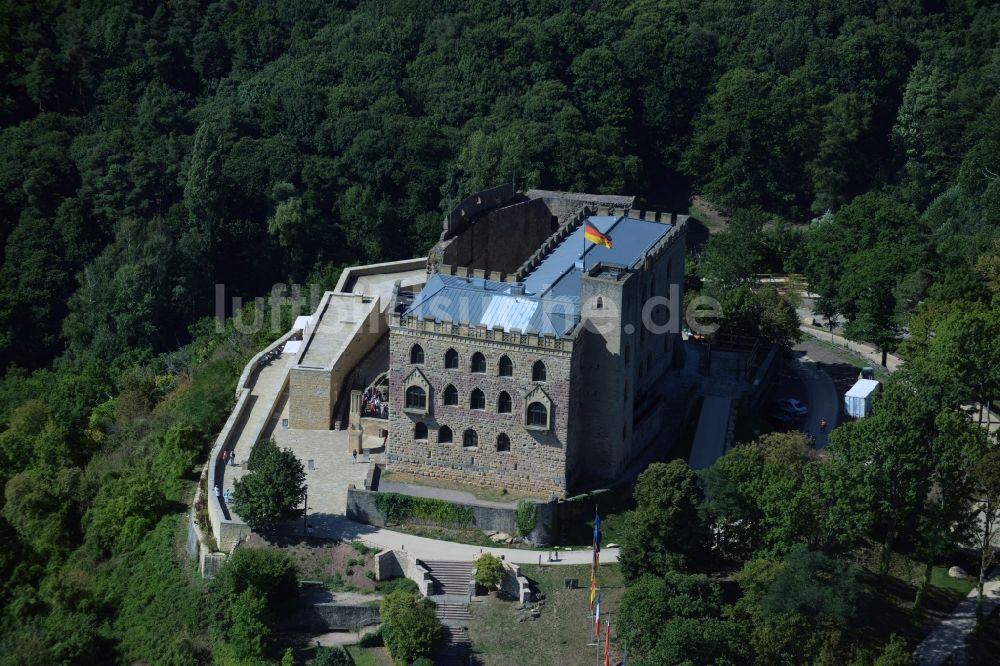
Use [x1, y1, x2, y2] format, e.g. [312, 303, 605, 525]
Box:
[422, 560, 474, 665]
[435, 598, 471, 622]
[422, 559, 473, 597]
[437, 626, 472, 664]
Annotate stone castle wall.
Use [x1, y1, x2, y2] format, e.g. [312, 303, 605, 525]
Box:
[385, 326, 577, 497]
[288, 367, 331, 429]
[433, 197, 554, 276]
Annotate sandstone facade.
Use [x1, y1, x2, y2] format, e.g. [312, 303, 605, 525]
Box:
[383, 189, 688, 497]
[386, 325, 577, 497]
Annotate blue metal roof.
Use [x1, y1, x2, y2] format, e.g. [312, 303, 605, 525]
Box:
[524, 216, 672, 298]
[403, 274, 577, 336]
[403, 216, 671, 337]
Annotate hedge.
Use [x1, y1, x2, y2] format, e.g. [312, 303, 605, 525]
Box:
[373, 492, 476, 527]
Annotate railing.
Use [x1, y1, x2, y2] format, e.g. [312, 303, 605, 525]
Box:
[205, 328, 300, 552]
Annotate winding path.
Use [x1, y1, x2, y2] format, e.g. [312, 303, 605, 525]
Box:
[303, 514, 617, 566]
[914, 567, 1000, 666]
[797, 307, 1000, 663]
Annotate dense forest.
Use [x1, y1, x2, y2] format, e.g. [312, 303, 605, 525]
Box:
[0, 0, 998, 664]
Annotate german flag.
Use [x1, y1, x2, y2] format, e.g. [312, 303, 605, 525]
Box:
[584, 221, 613, 249]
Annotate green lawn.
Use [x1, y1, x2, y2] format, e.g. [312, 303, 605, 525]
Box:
[929, 565, 976, 595]
[846, 549, 980, 655]
[385, 523, 550, 550]
[346, 645, 393, 666]
[688, 200, 728, 234]
[380, 470, 544, 503]
[852, 570, 968, 654]
[465, 563, 624, 666]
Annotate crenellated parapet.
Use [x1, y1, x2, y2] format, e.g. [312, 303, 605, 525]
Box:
[512, 205, 593, 281]
[640, 214, 688, 270]
[389, 311, 579, 352]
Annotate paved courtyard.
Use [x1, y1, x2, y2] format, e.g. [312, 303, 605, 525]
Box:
[271, 424, 370, 524]
[220, 365, 370, 525]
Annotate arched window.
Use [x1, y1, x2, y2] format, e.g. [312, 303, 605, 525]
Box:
[405, 386, 426, 410]
[496, 433, 510, 452]
[414, 422, 428, 440]
[470, 388, 485, 410]
[527, 402, 548, 428]
[463, 429, 478, 448]
[497, 391, 512, 414]
[498, 355, 513, 377]
[471, 352, 486, 373]
[443, 384, 458, 406]
[438, 426, 453, 444]
[410, 344, 424, 364]
[532, 360, 547, 382]
[445, 348, 458, 369]
[596, 296, 603, 309]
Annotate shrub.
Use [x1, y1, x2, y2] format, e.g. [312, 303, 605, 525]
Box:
[474, 553, 505, 590]
[209, 546, 300, 656]
[358, 627, 383, 647]
[226, 589, 268, 661]
[83, 472, 167, 556]
[351, 540, 380, 556]
[375, 577, 419, 595]
[211, 547, 300, 615]
[873, 634, 913, 666]
[515, 501, 537, 538]
[373, 492, 475, 527]
[380, 591, 442, 663]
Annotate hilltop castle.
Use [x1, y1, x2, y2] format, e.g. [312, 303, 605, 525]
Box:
[283, 185, 687, 498]
[382, 186, 688, 497]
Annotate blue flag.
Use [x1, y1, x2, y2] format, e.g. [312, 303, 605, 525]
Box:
[593, 510, 602, 549]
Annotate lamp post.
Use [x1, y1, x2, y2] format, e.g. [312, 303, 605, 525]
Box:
[302, 484, 308, 535]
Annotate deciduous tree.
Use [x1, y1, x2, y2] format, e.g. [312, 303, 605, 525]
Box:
[231, 440, 306, 531]
[619, 460, 707, 581]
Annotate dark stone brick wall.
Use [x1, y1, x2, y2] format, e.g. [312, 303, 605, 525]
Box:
[439, 198, 555, 275]
[276, 602, 380, 633]
[387, 326, 576, 497]
[346, 486, 559, 546]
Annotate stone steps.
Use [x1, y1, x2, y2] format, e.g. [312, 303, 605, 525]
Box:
[435, 601, 471, 622]
[422, 560, 474, 663]
[443, 625, 471, 644]
[435, 626, 472, 666]
[421, 560, 473, 596]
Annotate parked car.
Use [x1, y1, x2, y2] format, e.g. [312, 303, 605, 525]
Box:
[764, 409, 798, 429]
[774, 398, 809, 416]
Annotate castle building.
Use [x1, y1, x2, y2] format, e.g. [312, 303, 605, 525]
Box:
[384, 186, 688, 497]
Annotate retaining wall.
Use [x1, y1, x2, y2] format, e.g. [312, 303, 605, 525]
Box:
[277, 603, 380, 633]
[206, 328, 300, 553]
[374, 549, 433, 596]
[346, 485, 558, 546]
[498, 558, 534, 603]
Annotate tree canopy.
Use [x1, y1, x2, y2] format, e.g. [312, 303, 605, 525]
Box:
[231, 439, 307, 531]
[1, 0, 999, 662]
